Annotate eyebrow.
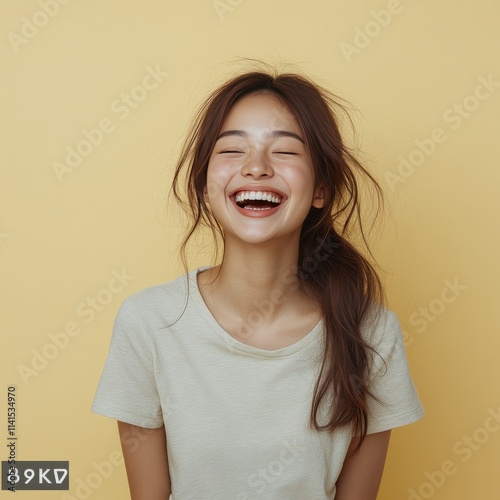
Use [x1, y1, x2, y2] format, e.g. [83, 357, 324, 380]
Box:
[215, 129, 305, 144]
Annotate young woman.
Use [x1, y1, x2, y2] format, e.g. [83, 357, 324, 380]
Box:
[92, 70, 424, 499]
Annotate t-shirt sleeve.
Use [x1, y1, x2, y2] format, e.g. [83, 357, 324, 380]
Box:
[91, 297, 163, 428]
[365, 309, 424, 434]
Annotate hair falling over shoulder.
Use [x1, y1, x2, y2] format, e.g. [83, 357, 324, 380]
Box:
[171, 66, 387, 456]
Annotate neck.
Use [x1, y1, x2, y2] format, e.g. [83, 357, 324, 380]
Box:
[199, 233, 317, 323]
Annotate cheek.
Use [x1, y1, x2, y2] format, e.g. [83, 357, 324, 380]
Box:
[205, 162, 233, 201]
[283, 166, 316, 194]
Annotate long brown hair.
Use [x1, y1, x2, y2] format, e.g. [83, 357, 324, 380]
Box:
[171, 69, 386, 455]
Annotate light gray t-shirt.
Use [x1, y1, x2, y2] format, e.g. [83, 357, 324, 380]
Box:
[92, 267, 424, 499]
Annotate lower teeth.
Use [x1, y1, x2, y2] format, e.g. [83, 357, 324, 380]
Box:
[244, 205, 273, 210]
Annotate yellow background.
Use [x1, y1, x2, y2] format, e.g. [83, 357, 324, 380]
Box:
[1, 0, 499, 498]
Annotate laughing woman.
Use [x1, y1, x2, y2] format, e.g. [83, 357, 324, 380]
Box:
[92, 70, 424, 499]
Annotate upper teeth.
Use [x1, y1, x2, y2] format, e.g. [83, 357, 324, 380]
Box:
[234, 191, 282, 203]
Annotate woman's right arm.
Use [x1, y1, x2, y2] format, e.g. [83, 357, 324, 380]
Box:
[117, 421, 171, 500]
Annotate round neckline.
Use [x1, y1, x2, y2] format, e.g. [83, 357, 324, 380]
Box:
[187, 266, 323, 358]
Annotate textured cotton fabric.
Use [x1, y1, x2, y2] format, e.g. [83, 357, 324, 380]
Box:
[92, 267, 424, 499]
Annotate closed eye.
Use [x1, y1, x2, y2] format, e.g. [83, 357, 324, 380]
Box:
[274, 151, 298, 155]
[219, 150, 244, 154]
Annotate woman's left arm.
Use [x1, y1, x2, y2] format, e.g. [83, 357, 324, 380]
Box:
[334, 430, 391, 500]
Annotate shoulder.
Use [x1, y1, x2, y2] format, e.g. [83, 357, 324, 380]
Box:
[116, 269, 195, 335]
[360, 305, 406, 375]
[361, 304, 400, 346]
[360, 305, 425, 431]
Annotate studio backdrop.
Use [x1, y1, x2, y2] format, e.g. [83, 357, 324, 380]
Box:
[1, 1, 499, 498]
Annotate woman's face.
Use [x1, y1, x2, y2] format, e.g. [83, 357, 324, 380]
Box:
[204, 92, 324, 246]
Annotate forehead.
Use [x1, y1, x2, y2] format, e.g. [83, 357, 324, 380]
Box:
[220, 92, 301, 134]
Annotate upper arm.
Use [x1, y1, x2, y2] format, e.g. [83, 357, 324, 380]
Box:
[118, 421, 171, 500]
[335, 430, 391, 500]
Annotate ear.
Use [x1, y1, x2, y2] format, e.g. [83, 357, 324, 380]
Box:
[311, 184, 325, 209]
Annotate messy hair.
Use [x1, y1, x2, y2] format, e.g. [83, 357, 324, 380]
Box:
[172, 69, 386, 455]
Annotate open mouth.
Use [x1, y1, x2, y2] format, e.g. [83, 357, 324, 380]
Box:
[233, 190, 284, 211]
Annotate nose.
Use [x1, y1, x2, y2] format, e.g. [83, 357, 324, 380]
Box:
[240, 150, 273, 178]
